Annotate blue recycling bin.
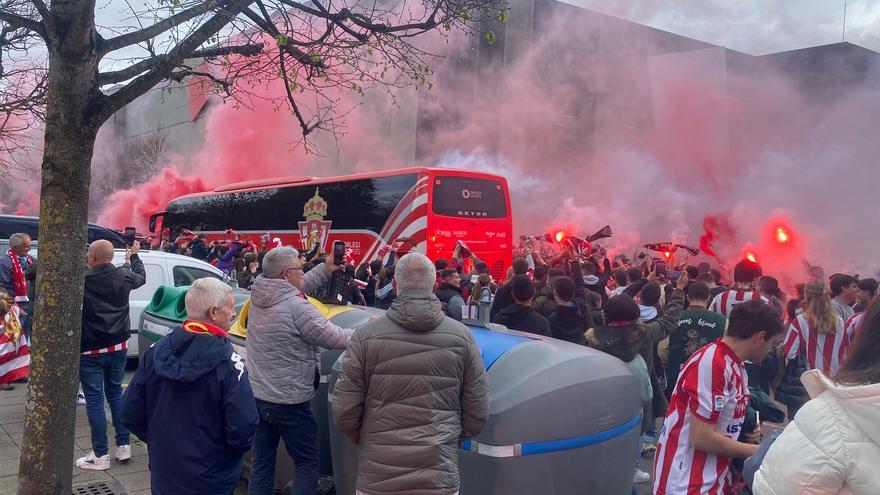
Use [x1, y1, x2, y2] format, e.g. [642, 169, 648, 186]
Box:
[328, 325, 643, 495]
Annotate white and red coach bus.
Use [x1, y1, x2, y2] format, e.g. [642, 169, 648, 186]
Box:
[149, 167, 513, 279]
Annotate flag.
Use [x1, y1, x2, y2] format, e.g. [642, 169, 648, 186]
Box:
[586, 225, 613, 242]
[0, 306, 29, 384]
[452, 240, 473, 260]
[676, 244, 701, 256]
[643, 242, 677, 253]
[563, 236, 592, 257]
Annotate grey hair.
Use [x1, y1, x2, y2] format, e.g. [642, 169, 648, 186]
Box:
[261, 246, 300, 278]
[185, 277, 233, 320]
[394, 253, 437, 291]
[9, 233, 30, 249]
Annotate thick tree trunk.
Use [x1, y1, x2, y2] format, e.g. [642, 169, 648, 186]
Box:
[17, 10, 100, 493]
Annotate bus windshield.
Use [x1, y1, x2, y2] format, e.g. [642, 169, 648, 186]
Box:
[431, 176, 507, 219]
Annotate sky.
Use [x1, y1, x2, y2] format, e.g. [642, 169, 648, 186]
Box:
[566, 0, 880, 54]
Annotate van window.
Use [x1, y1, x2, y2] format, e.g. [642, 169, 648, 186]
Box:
[173, 265, 221, 287]
[130, 264, 165, 301]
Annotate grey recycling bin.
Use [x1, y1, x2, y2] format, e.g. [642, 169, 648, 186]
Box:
[328, 326, 643, 495]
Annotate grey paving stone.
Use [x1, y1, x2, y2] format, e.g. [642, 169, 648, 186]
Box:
[106, 451, 150, 476]
[0, 475, 17, 495]
[1, 421, 23, 435]
[112, 470, 152, 492]
[0, 456, 19, 477]
[70, 468, 113, 486]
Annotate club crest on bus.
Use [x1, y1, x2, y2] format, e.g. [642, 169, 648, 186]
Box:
[298, 189, 332, 253]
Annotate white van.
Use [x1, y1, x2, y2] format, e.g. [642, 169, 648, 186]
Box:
[111, 250, 227, 358]
[0, 239, 227, 360]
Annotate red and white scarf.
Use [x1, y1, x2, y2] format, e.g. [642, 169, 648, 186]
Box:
[182, 319, 228, 338]
[6, 250, 29, 303]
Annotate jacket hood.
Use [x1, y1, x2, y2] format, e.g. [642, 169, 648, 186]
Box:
[582, 275, 600, 285]
[551, 304, 586, 339]
[153, 326, 233, 382]
[802, 369, 880, 446]
[553, 303, 582, 324]
[639, 305, 658, 321]
[375, 282, 394, 300]
[386, 289, 445, 333]
[588, 323, 646, 362]
[250, 276, 299, 309]
[496, 303, 536, 327]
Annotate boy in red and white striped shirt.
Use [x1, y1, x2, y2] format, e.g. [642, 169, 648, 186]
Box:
[654, 299, 784, 495]
[708, 260, 766, 318]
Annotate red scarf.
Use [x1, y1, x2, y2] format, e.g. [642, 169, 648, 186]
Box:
[6, 250, 29, 303]
[182, 319, 228, 338]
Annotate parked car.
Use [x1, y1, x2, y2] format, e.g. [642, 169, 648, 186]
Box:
[0, 214, 127, 248]
[111, 249, 231, 359]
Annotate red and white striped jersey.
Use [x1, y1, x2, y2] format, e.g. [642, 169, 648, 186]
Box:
[783, 314, 851, 375]
[653, 340, 749, 495]
[845, 312, 865, 342]
[708, 289, 766, 318]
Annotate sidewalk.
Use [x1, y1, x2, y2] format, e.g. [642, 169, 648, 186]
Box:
[0, 383, 152, 495]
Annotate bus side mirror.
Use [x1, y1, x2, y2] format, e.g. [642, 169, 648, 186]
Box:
[149, 212, 165, 233]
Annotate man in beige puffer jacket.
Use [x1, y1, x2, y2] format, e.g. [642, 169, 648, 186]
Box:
[332, 253, 490, 495]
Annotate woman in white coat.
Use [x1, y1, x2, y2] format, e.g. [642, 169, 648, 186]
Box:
[753, 299, 880, 494]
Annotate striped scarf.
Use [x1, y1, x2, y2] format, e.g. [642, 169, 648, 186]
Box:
[182, 319, 228, 338]
[6, 250, 28, 303]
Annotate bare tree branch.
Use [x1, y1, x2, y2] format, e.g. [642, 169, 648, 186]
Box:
[0, 10, 45, 37]
[29, 0, 48, 21]
[279, 49, 318, 135]
[98, 42, 264, 85]
[95, 0, 263, 123]
[241, 7, 326, 66]
[98, 0, 228, 56]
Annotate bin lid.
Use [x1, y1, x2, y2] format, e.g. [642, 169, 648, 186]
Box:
[228, 296, 358, 338]
[144, 285, 188, 322]
[469, 327, 535, 370]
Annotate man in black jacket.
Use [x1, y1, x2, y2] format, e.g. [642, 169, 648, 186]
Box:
[490, 257, 530, 321]
[76, 240, 146, 471]
[493, 275, 551, 337]
[187, 233, 209, 261]
[548, 276, 592, 344]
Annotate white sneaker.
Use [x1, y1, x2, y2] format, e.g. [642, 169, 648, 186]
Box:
[633, 469, 651, 483]
[76, 392, 86, 405]
[75, 451, 110, 471]
[115, 444, 131, 461]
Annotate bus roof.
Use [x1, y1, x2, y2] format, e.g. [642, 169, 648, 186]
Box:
[169, 166, 507, 202]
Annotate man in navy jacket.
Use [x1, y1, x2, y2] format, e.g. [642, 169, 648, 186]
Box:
[122, 277, 258, 495]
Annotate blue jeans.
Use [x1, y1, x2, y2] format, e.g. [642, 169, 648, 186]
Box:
[249, 399, 318, 495]
[79, 350, 129, 457]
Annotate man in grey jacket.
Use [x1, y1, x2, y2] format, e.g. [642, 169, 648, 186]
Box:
[332, 253, 489, 495]
[246, 246, 354, 495]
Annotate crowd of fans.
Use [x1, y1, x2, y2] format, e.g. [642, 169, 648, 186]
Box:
[5, 225, 875, 494]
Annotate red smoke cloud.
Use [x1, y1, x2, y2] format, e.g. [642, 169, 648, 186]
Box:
[13, 192, 39, 216]
[97, 167, 208, 232]
[69, 7, 880, 279]
[97, 66, 315, 231]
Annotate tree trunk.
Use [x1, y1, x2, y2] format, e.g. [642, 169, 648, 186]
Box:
[17, 8, 100, 492]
